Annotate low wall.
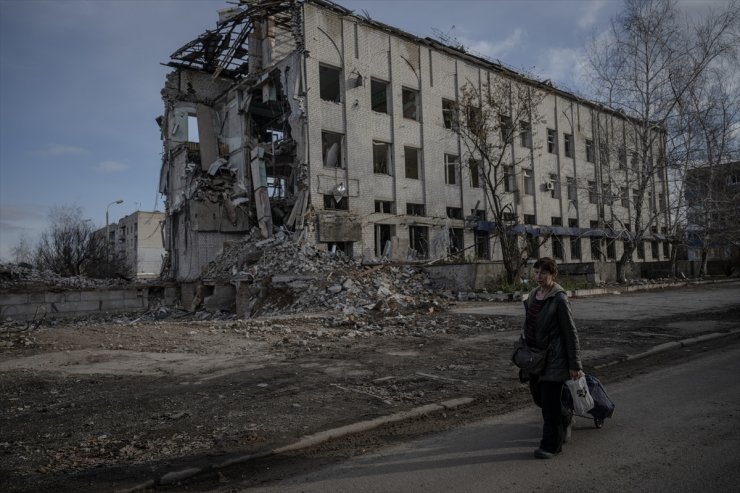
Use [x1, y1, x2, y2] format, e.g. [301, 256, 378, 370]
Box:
[0, 287, 150, 321]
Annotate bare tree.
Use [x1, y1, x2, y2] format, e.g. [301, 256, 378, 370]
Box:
[10, 234, 35, 265]
[587, 0, 740, 281]
[450, 76, 549, 283]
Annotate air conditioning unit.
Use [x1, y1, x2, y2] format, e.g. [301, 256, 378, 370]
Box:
[545, 182, 555, 191]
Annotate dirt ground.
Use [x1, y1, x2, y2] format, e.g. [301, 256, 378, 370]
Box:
[1, 292, 739, 493]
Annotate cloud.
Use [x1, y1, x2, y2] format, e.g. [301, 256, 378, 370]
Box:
[29, 144, 88, 157]
[95, 160, 129, 173]
[0, 204, 46, 223]
[578, 0, 607, 29]
[460, 28, 526, 60]
[537, 47, 590, 92]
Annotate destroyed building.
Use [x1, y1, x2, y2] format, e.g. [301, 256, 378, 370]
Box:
[157, 0, 671, 292]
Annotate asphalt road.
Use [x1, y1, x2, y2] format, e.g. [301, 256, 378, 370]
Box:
[241, 343, 740, 493]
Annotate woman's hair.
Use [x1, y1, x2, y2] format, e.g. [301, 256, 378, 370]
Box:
[533, 257, 559, 276]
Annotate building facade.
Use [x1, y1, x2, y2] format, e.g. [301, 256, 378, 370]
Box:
[110, 211, 166, 279]
[158, 0, 671, 282]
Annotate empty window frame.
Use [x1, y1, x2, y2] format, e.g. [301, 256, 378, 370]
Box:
[523, 169, 535, 195]
[406, 203, 426, 216]
[409, 225, 429, 259]
[466, 105, 482, 132]
[504, 166, 515, 192]
[445, 154, 459, 185]
[551, 216, 563, 226]
[373, 141, 392, 174]
[375, 224, 394, 257]
[570, 236, 582, 260]
[590, 237, 602, 260]
[319, 65, 342, 103]
[371, 79, 389, 113]
[606, 240, 616, 260]
[469, 159, 481, 188]
[585, 139, 595, 163]
[547, 128, 557, 154]
[327, 241, 353, 257]
[446, 207, 463, 220]
[474, 230, 490, 260]
[564, 133, 574, 158]
[374, 200, 394, 213]
[442, 98, 456, 129]
[520, 121, 532, 148]
[323, 194, 348, 210]
[552, 236, 564, 260]
[402, 87, 419, 120]
[651, 241, 659, 260]
[449, 228, 464, 257]
[187, 114, 199, 143]
[588, 181, 598, 204]
[500, 114, 513, 143]
[322, 131, 343, 168]
[404, 146, 420, 179]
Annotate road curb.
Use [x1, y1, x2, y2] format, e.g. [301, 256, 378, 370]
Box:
[115, 397, 475, 491]
[593, 329, 740, 370]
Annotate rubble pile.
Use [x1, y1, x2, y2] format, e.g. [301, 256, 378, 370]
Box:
[0, 263, 127, 290]
[202, 230, 448, 317]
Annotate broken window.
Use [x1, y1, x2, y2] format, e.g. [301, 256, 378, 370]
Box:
[553, 236, 564, 260]
[449, 228, 464, 257]
[442, 98, 456, 129]
[406, 203, 426, 216]
[373, 141, 392, 175]
[520, 121, 532, 148]
[523, 169, 534, 195]
[322, 131, 343, 168]
[564, 133, 574, 158]
[547, 128, 557, 154]
[404, 146, 420, 179]
[375, 224, 395, 257]
[371, 79, 389, 113]
[374, 200, 394, 213]
[409, 226, 429, 259]
[474, 230, 490, 260]
[446, 207, 463, 220]
[444, 154, 459, 185]
[323, 194, 348, 210]
[327, 242, 353, 257]
[402, 87, 419, 120]
[469, 159, 481, 188]
[319, 65, 342, 103]
[187, 115, 199, 143]
[586, 139, 595, 163]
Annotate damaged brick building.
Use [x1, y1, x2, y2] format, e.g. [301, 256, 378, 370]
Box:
[157, 0, 671, 292]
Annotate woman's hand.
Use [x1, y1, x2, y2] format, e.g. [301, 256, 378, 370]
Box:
[570, 369, 584, 380]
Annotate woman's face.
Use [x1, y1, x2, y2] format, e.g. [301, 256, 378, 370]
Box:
[534, 268, 555, 288]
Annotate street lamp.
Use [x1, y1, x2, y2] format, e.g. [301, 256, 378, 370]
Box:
[106, 199, 124, 270]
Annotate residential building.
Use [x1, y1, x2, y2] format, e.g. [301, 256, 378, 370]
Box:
[104, 211, 166, 279]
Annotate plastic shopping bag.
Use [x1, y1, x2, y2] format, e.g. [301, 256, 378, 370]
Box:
[566, 376, 595, 415]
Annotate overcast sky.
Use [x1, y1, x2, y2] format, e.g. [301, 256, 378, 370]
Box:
[0, 0, 723, 261]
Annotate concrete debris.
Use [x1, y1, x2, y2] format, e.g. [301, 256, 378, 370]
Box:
[0, 263, 128, 290]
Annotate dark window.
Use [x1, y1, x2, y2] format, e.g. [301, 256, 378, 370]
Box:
[591, 237, 602, 260]
[637, 241, 645, 259]
[327, 241, 352, 257]
[586, 139, 595, 163]
[469, 159, 481, 188]
[471, 209, 486, 221]
[523, 170, 534, 195]
[466, 105, 482, 132]
[618, 147, 627, 169]
[373, 141, 392, 174]
[409, 226, 429, 259]
[474, 230, 490, 259]
[570, 236, 581, 260]
[445, 154, 459, 185]
[442, 98, 456, 129]
[568, 218, 579, 228]
[402, 87, 419, 120]
[406, 203, 426, 216]
[375, 224, 394, 257]
[374, 200, 394, 213]
[520, 121, 532, 148]
[371, 79, 388, 113]
[553, 236, 564, 260]
[564, 133, 574, 158]
[607, 240, 616, 260]
[323, 194, 348, 210]
[500, 114, 513, 143]
[547, 128, 557, 154]
[449, 228, 464, 257]
[404, 146, 420, 179]
[524, 214, 536, 225]
[551, 216, 562, 226]
[322, 131, 343, 168]
[663, 241, 670, 258]
[651, 241, 659, 259]
[621, 187, 629, 208]
[588, 181, 598, 204]
[504, 166, 515, 192]
[319, 65, 341, 103]
[567, 177, 576, 201]
[446, 207, 463, 220]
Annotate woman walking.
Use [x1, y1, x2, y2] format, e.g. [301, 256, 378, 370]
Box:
[523, 257, 583, 459]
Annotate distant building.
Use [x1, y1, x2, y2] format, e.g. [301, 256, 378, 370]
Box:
[108, 211, 166, 279]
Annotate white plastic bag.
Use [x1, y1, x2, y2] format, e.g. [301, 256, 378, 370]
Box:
[566, 376, 595, 415]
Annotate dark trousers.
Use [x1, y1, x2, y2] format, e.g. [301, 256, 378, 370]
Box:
[529, 375, 572, 453]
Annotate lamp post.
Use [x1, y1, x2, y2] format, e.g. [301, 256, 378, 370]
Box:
[106, 199, 124, 271]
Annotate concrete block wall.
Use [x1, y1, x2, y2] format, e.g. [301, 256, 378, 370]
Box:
[0, 287, 149, 322]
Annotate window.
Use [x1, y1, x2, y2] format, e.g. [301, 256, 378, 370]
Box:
[658, 193, 665, 212]
[373, 141, 392, 174]
[406, 203, 426, 216]
[523, 169, 534, 195]
[375, 224, 394, 257]
[631, 151, 639, 171]
[621, 187, 629, 208]
[503, 211, 517, 222]
[551, 216, 562, 226]
[651, 241, 659, 260]
[322, 131, 343, 168]
[586, 139, 595, 163]
[567, 177, 577, 201]
[187, 114, 199, 143]
[500, 114, 513, 143]
[520, 121, 532, 148]
[374, 200, 394, 213]
[445, 154, 459, 185]
[370, 79, 389, 114]
[404, 146, 420, 179]
[504, 166, 515, 192]
[469, 159, 481, 188]
[553, 237, 564, 260]
[449, 228, 464, 257]
[632, 189, 640, 208]
[570, 236, 581, 260]
[474, 230, 490, 259]
[471, 209, 486, 221]
[524, 214, 536, 225]
[607, 240, 616, 260]
[327, 242, 353, 257]
[547, 128, 557, 154]
[663, 241, 670, 258]
[549, 173, 560, 199]
[588, 181, 598, 204]
[591, 238, 602, 260]
[637, 241, 645, 259]
[466, 105, 482, 132]
[618, 147, 627, 169]
[323, 194, 348, 210]
[446, 207, 463, 220]
[602, 184, 613, 205]
[319, 65, 341, 103]
[402, 87, 419, 120]
[409, 226, 429, 259]
[442, 98, 456, 129]
[564, 133, 574, 158]
[569, 218, 579, 228]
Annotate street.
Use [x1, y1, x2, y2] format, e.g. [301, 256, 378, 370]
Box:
[239, 343, 740, 493]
